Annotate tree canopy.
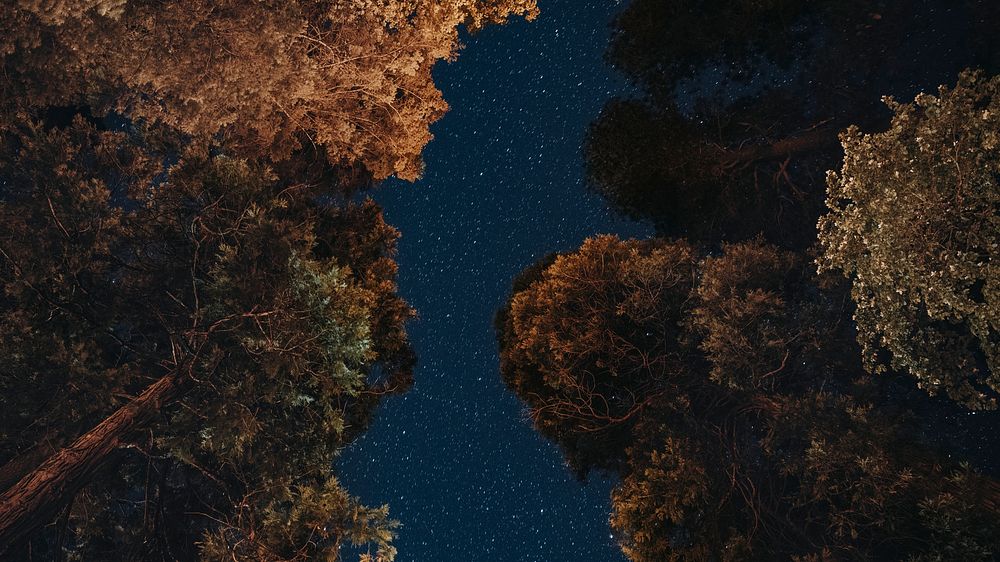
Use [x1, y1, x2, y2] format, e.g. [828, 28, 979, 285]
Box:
[585, 0, 1000, 246]
[498, 235, 1000, 560]
[1, 0, 538, 180]
[497, 1, 1000, 560]
[0, 116, 416, 559]
[497, 236, 697, 474]
[819, 70, 1000, 409]
[0, 0, 539, 557]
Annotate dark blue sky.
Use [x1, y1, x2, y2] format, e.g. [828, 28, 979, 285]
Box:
[337, 1, 652, 560]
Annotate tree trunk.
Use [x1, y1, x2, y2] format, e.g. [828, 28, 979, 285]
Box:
[0, 436, 65, 495]
[0, 373, 182, 553]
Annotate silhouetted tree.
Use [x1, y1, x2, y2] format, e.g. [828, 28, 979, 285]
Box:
[586, 0, 1000, 246]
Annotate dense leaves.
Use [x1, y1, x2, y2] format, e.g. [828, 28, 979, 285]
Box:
[499, 1, 1000, 560]
[1, 0, 538, 180]
[586, 0, 1000, 246]
[497, 236, 697, 473]
[0, 117, 413, 560]
[819, 71, 1000, 409]
[0, 0, 539, 557]
[498, 236, 1000, 560]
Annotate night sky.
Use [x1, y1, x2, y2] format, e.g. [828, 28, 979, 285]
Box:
[336, 1, 652, 560]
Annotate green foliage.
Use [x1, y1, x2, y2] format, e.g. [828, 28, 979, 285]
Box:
[0, 117, 412, 560]
[819, 70, 1000, 409]
[198, 476, 397, 562]
[0, 0, 539, 557]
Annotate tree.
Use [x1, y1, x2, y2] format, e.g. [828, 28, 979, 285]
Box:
[585, 0, 1000, 246]
[1, 0, 538, 180]
[0, 0, 538, 557]
[0, 116, 412, 560]
[496, 236, 698, 474]
[498, 235, 1000, 560]
[819, 70, 1000, 410]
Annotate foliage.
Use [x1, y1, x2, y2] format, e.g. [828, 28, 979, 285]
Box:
[691, 239, 810, 390]
[1, 0, 538, 180]
[610, 435, 723, 562]
[497, 236, 697, 474]
[0, 117, 413, 560]
[819, 70, 1000, 409]
[585, 0, 1000, 246]
[498, 235, 1000, 561]
[0, 0, 539, 555]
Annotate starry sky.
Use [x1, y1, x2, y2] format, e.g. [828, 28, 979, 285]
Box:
[336, 1, 653, 560]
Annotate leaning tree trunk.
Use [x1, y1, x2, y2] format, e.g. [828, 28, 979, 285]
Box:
[0, 435, 66, 495]
[0, 372, 182, 553]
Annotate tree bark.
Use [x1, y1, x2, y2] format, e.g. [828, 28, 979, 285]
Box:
[0, 373, 182, 553]
[0, 437, 64, 495]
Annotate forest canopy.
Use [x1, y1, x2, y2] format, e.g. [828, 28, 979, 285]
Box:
[499, 1, 1000, 560]
[498, 235, 1000, 560]
[0, 114, 414, 561]
[1, 0, 538, 180]
[0, 0, 536, 559]
[4, 0, 1000, 559]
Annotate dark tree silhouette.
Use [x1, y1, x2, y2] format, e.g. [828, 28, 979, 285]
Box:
[586, 0, 1000, 246]
[0, 117, 413, 560]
